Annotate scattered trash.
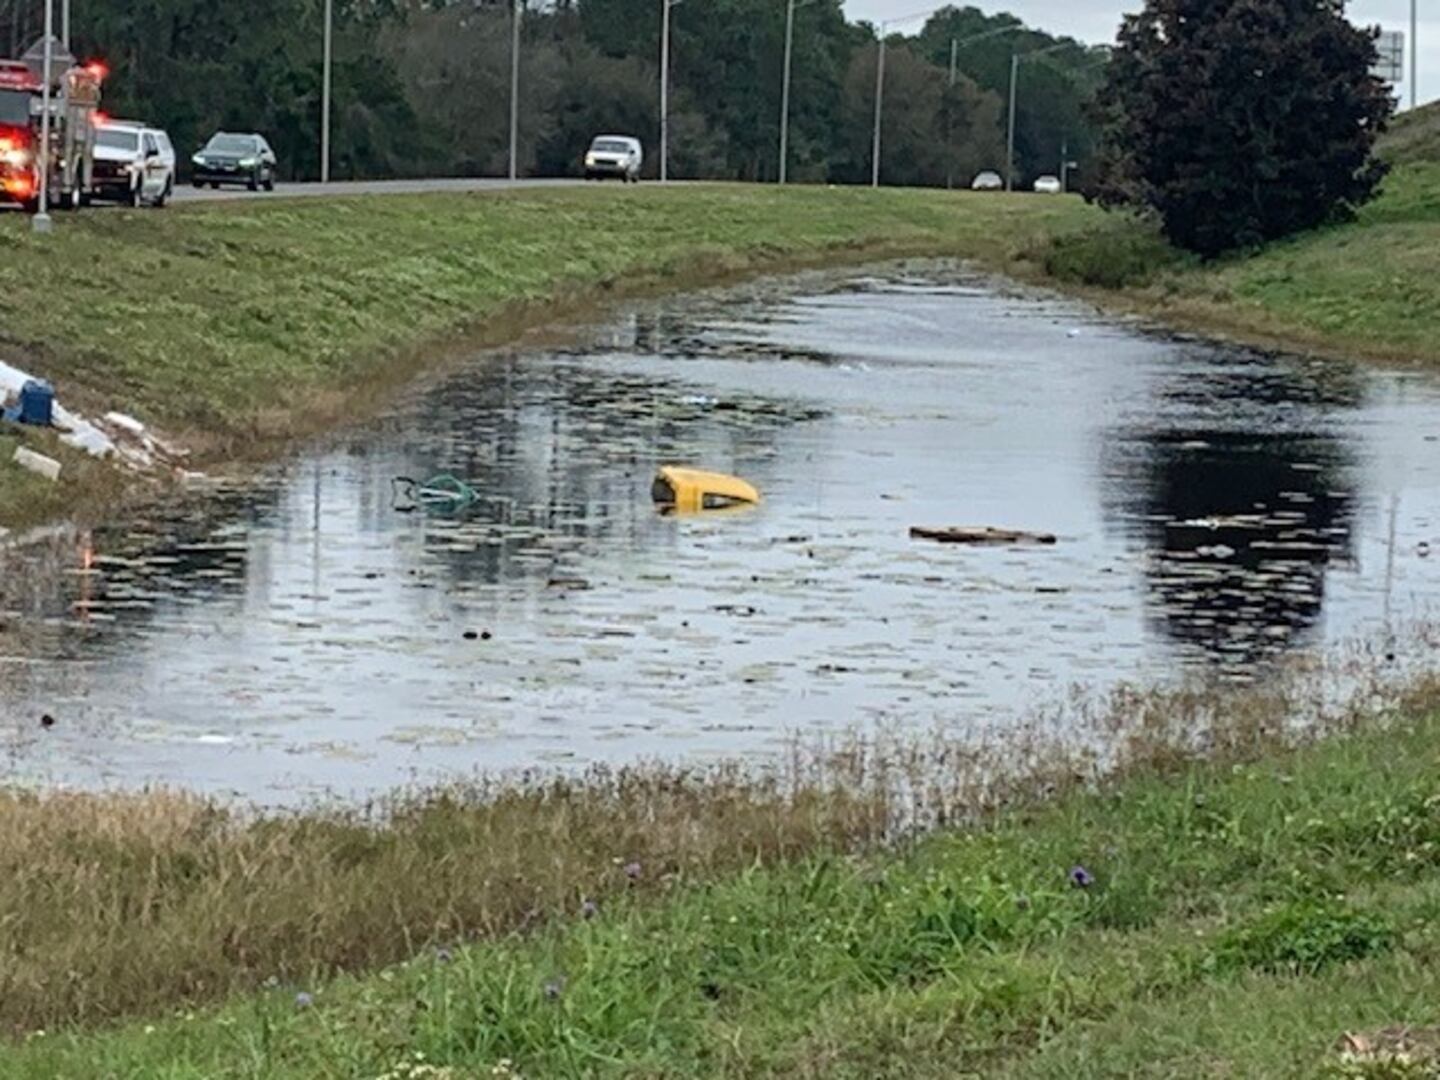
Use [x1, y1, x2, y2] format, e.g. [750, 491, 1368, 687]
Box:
[392, 474, 479, 512]
[909, 525, 1056, 545]
[12, 446, 61, 482]
[39, 713, 55, 729]
[651, 466, 760, 514]
[0, 362, 184, 473]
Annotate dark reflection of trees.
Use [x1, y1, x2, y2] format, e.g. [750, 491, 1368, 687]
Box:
[1106, 350, 1364, 667]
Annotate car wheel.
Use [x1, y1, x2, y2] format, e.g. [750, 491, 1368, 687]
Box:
[247, 171, 259, 192]
[263, 173, 275, 192]
[130, 179, 144, 208]
[154, 177, 172, 209]
[210, 181, 220, 189]
[193, 179, 204, 188]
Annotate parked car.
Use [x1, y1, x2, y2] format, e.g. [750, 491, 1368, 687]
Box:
[970, 170, 1003, 191]
[191, 132, 277, 191]
[1033, 174, 1063, 194]
[92, 121, 176, 207]
[584, 135, 643, 182]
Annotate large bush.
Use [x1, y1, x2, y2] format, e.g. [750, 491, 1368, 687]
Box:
[1093, 0, 1394, 256]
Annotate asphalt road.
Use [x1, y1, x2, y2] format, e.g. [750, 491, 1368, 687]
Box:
[172, 177, 596, 203]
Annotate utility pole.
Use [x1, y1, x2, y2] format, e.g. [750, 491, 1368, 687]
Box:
[946, 36, 957, 189]
[1059, 137, 1069, 192]
[870, 32, 886, 187]
[61, 0, 68, 49]
[32, 0, 52, 233]
[778, 0, 795, 184]
[1006, 41, 1067, 193]
[320, 0, 332, 183]
[1411, 0, 1418, 111]
[660, 0, 679, 182]
[1005, 51, 1017, 192]
[509, 0, 521, 180]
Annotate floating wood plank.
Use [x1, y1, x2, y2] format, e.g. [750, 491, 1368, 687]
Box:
[909, 526, 1056, 546]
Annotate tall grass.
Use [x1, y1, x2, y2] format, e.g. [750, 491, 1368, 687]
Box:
[0, 644, 1427, 1038]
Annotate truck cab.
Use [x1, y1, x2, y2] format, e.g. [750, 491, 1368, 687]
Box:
[0, 61, 40, 209]
[0, 47, 104, 213]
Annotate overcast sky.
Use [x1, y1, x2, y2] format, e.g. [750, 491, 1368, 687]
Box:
[842, 0, 1435, 107]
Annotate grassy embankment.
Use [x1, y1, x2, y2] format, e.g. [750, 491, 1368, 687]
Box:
[1041, 103, 1440, 363]
[0, 183, 1093, 530]
[3, 678, 1439, 1077]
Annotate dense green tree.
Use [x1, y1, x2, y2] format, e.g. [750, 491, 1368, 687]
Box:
[1092, 0, 1393, 255]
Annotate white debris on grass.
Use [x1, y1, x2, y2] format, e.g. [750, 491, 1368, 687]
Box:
[1, 359, 185, 472]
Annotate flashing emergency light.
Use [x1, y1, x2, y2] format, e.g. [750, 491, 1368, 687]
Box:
[84, 61, 108, 81]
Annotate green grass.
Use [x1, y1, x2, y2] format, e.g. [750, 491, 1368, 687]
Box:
[1040, 162, 1440, 366]
[0, 429, 127, 534]
[0, 185, 1092, 441]
[4, 679, 1440, 1077]
[1381, 101, 1440, 168]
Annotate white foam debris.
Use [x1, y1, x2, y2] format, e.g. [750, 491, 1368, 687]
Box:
[2, 359, 183, 473]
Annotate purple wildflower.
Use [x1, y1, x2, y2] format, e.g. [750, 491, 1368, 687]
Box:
[436, 947, 453, 964]
[543, 977, 565, 1001]
[624, 861, 643, 883]
[580, 898, 600, 920]
[295, 991, 314, 1009]
[1068, 865, 1095, 889]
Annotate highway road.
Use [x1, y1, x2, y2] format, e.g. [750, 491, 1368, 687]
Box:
[172, 177, 596, 203]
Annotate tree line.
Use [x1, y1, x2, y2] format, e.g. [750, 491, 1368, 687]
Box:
[0, 0, 1107, 187]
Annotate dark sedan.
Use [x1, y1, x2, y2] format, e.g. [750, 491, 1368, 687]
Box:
[190, 132, 277, 191]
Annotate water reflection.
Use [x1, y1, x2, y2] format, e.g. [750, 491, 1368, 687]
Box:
[1106, 349, 1363, 665]
[1, 263, 1437, 801]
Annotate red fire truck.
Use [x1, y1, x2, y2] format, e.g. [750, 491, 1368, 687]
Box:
[0, 47, 105, 213]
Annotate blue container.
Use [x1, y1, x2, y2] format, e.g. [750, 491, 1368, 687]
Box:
[16, 379, 54, 426]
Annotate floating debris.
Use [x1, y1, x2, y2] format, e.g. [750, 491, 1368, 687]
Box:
[909, 526, 1056, 546]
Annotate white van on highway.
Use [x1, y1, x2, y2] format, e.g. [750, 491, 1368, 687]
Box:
[584, 135, 643, 182]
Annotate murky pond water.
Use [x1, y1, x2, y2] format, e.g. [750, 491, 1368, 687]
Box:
[3, 262, 1439, 802]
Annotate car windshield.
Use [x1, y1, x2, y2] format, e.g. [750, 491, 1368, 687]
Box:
[205, 135, 256, 154]
[0, 89, 29, 126]
[591, 140, 630, 153]
[96, 128, 140, 151]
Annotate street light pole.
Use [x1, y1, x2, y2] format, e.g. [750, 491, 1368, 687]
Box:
[320, 0, 332, 183]
[779, 0, 795, 184]
[1005, 51, 1017, 192]
[61, 0, 68, 49]
[1410, 0, 1417, 111]
[1006, 41, 1067, 193]
[870, 31, 886, 187]
[509, 0, 521, 181]
[660, 0, 677, 182]
[32, 0, 52, 233]
[946, 36, 957, 189]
